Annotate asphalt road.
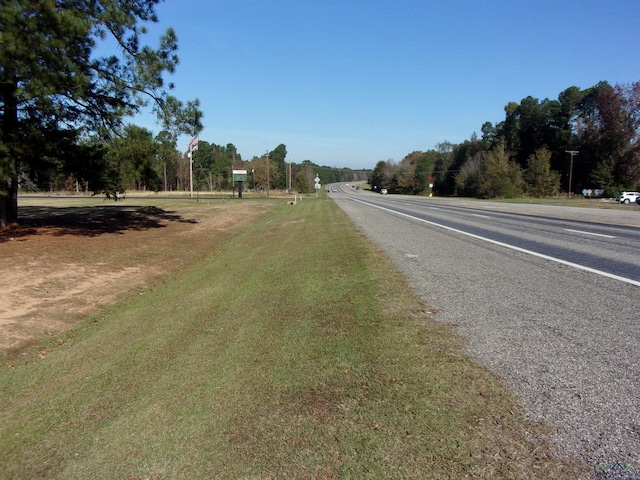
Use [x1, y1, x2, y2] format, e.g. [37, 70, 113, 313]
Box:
[330, 185, 640, 472]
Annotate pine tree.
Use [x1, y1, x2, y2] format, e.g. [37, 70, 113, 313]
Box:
[0, 0, 202, 226]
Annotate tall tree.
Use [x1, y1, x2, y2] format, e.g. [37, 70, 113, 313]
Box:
[155, 130, 181, 191]
[191, 139, 214, 191]
[501, 101, 521, 156]
[103, 124, 161, 195]
[249, 153, 278, 194]
[433, 141, 455, 194]
[480, 140, 523, 198]
[413, 150, 438, 195]
[524, 147, 560, 197]
[480, 122, 499, 150]
[444, 136, 482, 196]
[454, 152, 483, 197]
[369, 160, 388, 193]
[576, 81, 640, 193]
[0, 0, 202, 227]
[395, 160, 416, 194]
[268, 144, 287, 189]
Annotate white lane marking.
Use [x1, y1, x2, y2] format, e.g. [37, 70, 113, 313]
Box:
[351, 198, 640, 287]
[565, 228, 615, 239]
[470, 213, 490, 218]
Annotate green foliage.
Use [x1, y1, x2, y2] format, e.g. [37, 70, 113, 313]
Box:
[313, 165, 341, 185]
[398, 80, 639, 200]
[441, 138, 483, 196]
[240, 144, 355, 194]
[294, 170, 311, 193]
[275, 159, 350, 193]
[433, 141, 456, 194]
[413, 150, 438, 194]
[524, 147, 561, 197]
[455, 154, 483, 197]
[369, 160, 387, 192]
[188, 140, 235, 191]
[480, 141, 523, 198]
[452, 140, 522, 199]
[0, 0, 202, 224]
[576, 82, 640, 191]
[245, 153, 277, 193]
[268, 144, 287, 189]
[103, 125, 161, 194]
[376, 150, 440, 195]
[589, 162, 620, 198]
[394, 158, 416, 193]
[155, 130, 182, 191]
[157, 97, 203, 141]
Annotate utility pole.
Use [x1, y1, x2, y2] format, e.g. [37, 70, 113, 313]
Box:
[565, 150, 579, 198]
[266, 150, 270, 198]
[231, 147, 236, 198]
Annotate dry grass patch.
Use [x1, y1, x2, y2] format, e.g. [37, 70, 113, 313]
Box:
[0, 196, 272, 354]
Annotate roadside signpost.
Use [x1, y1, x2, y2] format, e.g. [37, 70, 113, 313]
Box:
[233, 169, 248, 198]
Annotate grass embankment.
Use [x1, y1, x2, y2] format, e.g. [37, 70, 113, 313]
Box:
[1, 199, 585, 479]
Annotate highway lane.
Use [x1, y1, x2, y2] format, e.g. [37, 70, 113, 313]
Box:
[332, 186, 640, 286]
[329, 184, 640, 471]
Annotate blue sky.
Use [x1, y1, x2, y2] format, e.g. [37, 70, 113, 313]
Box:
[132, 0, 640, 170]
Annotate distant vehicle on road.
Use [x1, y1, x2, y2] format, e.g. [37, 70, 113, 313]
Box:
[380, 188, 388, 195]
[615, 191, 640, 204]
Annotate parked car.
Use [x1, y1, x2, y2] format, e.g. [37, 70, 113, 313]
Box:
[615, 191, 640, 204]
[380, 188, 388, 195]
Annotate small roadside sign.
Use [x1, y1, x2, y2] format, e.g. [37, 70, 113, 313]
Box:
[232, 169, 248, 183]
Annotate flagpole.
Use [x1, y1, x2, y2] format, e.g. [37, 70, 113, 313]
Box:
[188, 136, 198, 198]
[189, 151, 193, 198]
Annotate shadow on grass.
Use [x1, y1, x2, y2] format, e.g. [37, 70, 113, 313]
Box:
[0, 205, 197, 242]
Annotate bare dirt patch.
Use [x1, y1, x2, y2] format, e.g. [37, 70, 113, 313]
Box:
[0, 199, 271, 353]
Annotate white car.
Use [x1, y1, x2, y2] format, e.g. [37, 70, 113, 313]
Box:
[380, 188, 388, 195]
[615, 191, 640, 204]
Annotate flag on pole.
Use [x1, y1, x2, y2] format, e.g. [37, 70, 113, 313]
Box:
[188, 136, 199, 153]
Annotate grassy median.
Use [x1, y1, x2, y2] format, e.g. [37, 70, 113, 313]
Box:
[0, 198, 585, 479]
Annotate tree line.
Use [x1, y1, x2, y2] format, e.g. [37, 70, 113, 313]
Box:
[182, 140, 367, 195]
[38, 131, 368, 196]
[370, 81, 640, 199]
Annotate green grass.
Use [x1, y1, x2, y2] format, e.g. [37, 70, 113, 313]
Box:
[0, 199, 585, 479]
